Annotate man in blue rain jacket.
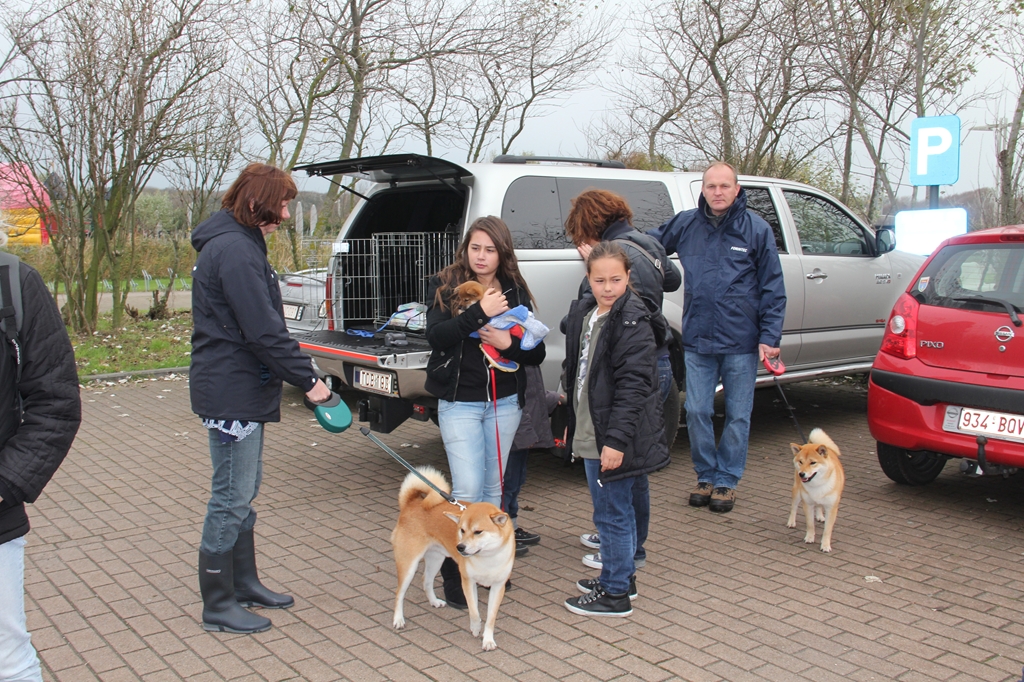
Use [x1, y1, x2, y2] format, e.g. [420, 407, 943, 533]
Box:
[649, 162, 786, 513]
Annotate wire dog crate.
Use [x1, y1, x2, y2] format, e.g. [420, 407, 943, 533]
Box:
[332, 232, 460, 330]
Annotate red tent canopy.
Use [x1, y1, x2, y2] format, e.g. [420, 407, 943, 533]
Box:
[0, 163, 51, 210]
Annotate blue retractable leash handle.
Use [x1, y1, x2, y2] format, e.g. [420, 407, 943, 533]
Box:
[303, 391, 353, 433]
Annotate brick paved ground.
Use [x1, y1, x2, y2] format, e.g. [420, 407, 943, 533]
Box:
[22, 377, 1024, 681]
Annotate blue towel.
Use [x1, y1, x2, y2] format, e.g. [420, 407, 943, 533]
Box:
[473, 305, 549, 350]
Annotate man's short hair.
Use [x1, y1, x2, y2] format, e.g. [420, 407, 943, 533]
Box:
[703, 161, 738, 185]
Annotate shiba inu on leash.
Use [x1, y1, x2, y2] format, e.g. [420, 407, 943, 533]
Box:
[787, 428, 845, 553]
[391, 466, 515, 651]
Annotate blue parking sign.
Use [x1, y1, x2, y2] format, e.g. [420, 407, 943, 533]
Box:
[910, 116, 960, 186]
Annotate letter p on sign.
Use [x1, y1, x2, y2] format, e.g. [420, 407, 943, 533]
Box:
[910, 115, 961, 186]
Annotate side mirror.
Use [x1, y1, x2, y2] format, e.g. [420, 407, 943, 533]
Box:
[875, 227, 896, 254]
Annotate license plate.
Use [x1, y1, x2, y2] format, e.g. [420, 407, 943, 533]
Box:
[942, 405, 1024, 444]
[354, 368, 396, 396]
[282, 303, 303, 320]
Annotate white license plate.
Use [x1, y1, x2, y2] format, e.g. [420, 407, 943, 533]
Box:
[942, 405, 1024, 444]
[354, 368, 396, 396]
[282, 303, 303, 320]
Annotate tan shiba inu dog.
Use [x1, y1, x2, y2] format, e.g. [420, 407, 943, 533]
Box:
[391, 466, 515, 651]
[453, 280, 487, 312]
[787, 428, 845, 553]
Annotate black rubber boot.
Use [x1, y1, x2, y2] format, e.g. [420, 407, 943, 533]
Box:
[233, 529, 295, 609]
[199, 550, 272, 633]
[440, 557, 467, 610]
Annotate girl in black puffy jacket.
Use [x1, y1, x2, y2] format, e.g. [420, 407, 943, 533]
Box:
[562, 242, 669, 618]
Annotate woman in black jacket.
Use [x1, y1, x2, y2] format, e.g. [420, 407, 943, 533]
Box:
[425, 216, 545, 607]
[190, 163, 330, 634]
[0, 256, 80, 680]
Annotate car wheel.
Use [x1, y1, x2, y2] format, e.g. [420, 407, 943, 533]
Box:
[877, 442, 947, 486]
[663, 388, 681, 450]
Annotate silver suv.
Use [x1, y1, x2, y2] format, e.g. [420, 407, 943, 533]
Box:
[291, 154, 924, 434]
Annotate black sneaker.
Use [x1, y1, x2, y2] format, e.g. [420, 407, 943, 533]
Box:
[515, 544, 529, 557]
[514, 527, 541, 546]
[576, 575, 637, 601]
[564, 584, 632, 617]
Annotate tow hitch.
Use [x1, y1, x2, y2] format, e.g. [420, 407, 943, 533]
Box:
[959, 436, 1019, 478]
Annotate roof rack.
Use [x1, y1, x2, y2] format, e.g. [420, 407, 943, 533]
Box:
[492, 155, 626, 169]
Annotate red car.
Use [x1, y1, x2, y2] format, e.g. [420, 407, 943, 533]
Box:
[868, 224, 1024, 485]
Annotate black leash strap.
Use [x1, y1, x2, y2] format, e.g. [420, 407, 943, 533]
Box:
[773, 377, 806, 444]
[359, 427, 466, 510]
[0, 263, 21, 386]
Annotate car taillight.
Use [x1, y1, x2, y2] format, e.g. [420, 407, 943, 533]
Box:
[880, 292, 919, 359]
[325, 272, 334, 331]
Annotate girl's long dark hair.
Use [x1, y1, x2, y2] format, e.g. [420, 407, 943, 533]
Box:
[434, 216, 536, 311]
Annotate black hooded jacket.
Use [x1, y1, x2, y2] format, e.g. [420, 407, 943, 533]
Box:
[189, 210, 317, 422]
[0, 262, 81, 545]
[562, 289, 670, 482]
[424, 275, 546, 405]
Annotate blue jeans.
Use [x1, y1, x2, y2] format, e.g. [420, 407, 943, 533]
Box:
[501, 448, 529, 522]
[0, 537, 42, 682]
[200, 423, 264, 555]
[684, 351, 758, 489]
[438, 396, 522, 506]
[584, 459, 635, 595]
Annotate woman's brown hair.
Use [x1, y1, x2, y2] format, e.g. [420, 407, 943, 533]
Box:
[586, 240, 632, 274]
[564, 189, 634, 247]
[434, 216, 536, 311]
[221, 163, 298, 229]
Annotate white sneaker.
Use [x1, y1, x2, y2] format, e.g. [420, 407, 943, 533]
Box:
[582, 552, 646, 570]
[579, 532, 600, 549]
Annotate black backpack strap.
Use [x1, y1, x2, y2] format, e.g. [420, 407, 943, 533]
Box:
[0, 252, 23, 386]
[613, 238, 665, 279]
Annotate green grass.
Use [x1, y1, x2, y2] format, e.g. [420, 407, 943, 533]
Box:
[72, 311, 193, 380]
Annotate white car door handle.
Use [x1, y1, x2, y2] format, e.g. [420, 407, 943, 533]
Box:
[806, 271, 828, 280]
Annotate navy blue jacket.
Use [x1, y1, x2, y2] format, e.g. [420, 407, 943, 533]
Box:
[649, 189, 786, 354]
[189, 210, 317, 422]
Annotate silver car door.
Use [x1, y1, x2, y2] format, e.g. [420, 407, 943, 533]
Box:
[781, 188, 892, 366]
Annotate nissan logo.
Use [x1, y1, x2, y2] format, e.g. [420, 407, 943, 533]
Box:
[995, 326, 1015, 342]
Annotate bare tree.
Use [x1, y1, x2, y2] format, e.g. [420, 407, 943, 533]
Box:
[452, 0, 610, 162]
[0, 0, 230, 331]
[316, 0, 479, 190]
[234, 0, 347, 171]
[152, 94, 243, 317]
[995, 5, 1024, 225]
[601, 0, 832, 176]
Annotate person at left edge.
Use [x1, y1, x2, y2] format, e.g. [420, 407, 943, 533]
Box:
[0, 255, 81, 682]
[190, 163, 331, 634]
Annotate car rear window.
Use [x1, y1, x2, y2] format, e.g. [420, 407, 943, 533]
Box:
[502, 176, 675, 249]
[916, 243, 1024, 313]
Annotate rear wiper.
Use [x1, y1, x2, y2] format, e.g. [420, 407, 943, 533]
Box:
[952, 296, 1022, 326]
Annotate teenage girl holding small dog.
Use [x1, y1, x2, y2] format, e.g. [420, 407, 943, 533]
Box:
[424, 216, 546, 609]
[562, 242, 670, 617]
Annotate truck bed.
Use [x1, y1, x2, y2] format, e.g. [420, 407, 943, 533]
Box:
[295, 329, 432, 364]
[295, 329, 435, 401]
